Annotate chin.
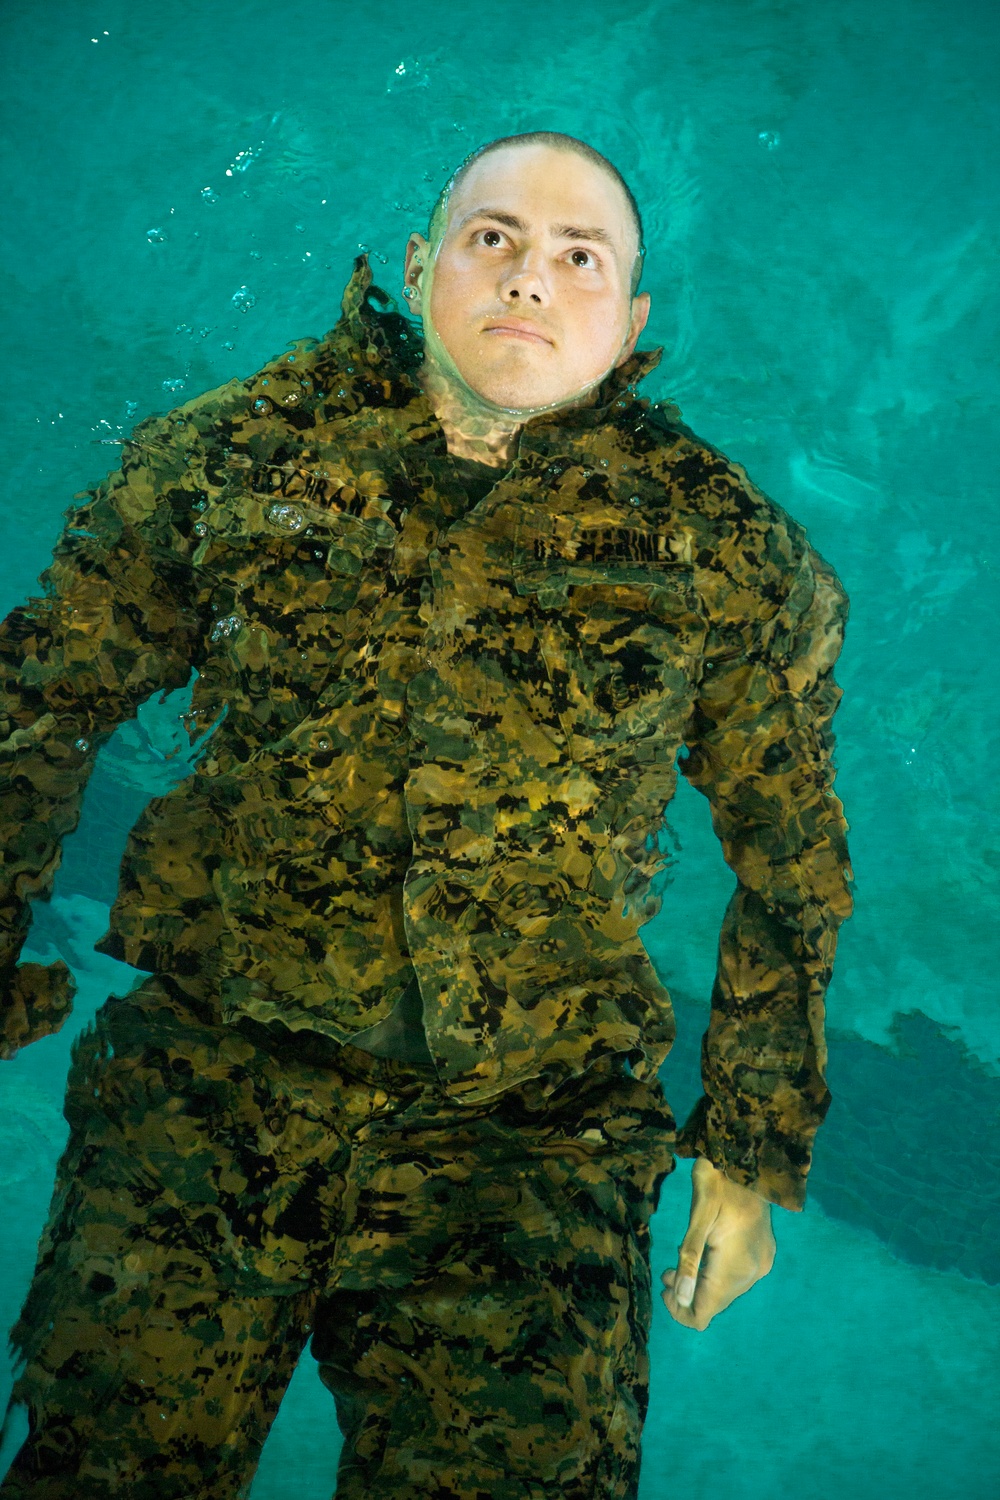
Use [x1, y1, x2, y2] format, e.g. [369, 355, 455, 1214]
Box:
[466, 367, 571, 413]
[480, 384, 557, 412]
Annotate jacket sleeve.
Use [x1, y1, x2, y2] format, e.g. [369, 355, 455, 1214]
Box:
[674, 531, 853, 1210]
[0, 407, 212, 1055]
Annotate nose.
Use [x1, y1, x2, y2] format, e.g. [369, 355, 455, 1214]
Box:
[499, 251, 549, 307]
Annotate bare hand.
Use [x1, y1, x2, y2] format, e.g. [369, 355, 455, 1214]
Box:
[661, 1157, 776, 1331]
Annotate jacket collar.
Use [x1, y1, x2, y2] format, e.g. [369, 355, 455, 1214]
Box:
[333, 254, 664, 433]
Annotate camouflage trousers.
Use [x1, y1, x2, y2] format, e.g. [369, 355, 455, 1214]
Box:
[1, 974, 676, 1499]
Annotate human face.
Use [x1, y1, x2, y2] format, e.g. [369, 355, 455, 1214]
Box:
[406, 144, 650, 412]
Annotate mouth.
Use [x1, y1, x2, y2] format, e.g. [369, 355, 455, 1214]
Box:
[481, 320, 554, 346]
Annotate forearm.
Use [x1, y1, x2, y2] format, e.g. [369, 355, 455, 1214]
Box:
[675, 883, 841, 1210]
[0, 414, 209, 1026]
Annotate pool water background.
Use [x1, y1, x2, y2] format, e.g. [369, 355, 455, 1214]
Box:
[1, 1, 998, 1496]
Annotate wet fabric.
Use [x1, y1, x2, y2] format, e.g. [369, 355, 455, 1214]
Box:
[2, 973, 676, 1499]
[348, 973, 435, 1064]
[443, 452, 507, 508]
[0, 255, 853, 1206]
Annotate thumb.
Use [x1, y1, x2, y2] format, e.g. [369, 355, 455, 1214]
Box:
[674, 1180, 720, 1308]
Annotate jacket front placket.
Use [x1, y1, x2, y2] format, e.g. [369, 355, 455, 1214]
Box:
[402, 411, 698, 1104]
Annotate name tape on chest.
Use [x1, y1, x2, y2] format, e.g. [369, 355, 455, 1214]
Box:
[248, 463, 363, 511]
[531, 527, 690, 567]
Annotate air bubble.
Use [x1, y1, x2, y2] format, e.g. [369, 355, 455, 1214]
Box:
[210, 614, 243, 642]
[200, 186, 218, 203]
[162, 378, 185, 393]
[146, 227, 166, 243]
[267, 503, 304, 533]
[228, 145, 260, 175]
[193, 522, 208, 537]
[758, 131, 780, 151]
[231, 286, 256, 314]
[629, 495, 641, 506]
[74, 738, 90, 753]
[387, 56, 431, 93]
[253, 396, 272, 414]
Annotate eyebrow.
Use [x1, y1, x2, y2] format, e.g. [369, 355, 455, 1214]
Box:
[456, 207, 619, 253]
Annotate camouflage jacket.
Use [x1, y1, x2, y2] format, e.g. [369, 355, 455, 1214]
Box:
[0, 257, 852, 1208]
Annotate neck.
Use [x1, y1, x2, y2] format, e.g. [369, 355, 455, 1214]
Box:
[418, 356, 522, 467]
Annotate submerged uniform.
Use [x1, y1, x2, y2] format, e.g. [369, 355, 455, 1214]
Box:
[0, 257, 852, 1498]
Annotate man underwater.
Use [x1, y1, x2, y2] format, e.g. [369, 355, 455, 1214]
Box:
[0, 131, 852, 1498]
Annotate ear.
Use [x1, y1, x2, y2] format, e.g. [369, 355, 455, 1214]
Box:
[403, 233, 431, 306]
[615, 291, 652, 366]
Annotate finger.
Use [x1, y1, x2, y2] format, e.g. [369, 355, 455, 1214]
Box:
[675, 1200, 719, 1305]
[667, 1241, 743, 1332]
[674, 1272, 697, 1308]
[661, 1267, 690, 1308]
[660, 1274, 706, 1330]
[685, 1241, 767, 1330]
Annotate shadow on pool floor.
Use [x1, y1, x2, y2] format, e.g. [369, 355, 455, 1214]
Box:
[659, 990, 1000, 1286]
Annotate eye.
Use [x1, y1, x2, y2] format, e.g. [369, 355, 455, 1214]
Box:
[570, 247, 598, 268]
[476, 228, 505, 247]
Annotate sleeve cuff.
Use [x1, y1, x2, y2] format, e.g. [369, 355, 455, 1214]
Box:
[674, 1093, 813, 1212]
[1, 960, 76, 1060]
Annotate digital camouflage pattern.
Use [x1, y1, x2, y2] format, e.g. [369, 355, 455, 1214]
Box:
[0, 255, 852, 1208]
[3, 972, 676, 1499]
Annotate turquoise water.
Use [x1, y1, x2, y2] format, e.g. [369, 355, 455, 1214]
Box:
[1, 1, 998, 1495]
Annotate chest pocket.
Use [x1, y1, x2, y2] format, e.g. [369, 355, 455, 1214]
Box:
[192, 489, 396, 730]
[513, 557, 705, 764]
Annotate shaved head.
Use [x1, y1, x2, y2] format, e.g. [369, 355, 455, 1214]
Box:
[430, 131, 646, 294]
